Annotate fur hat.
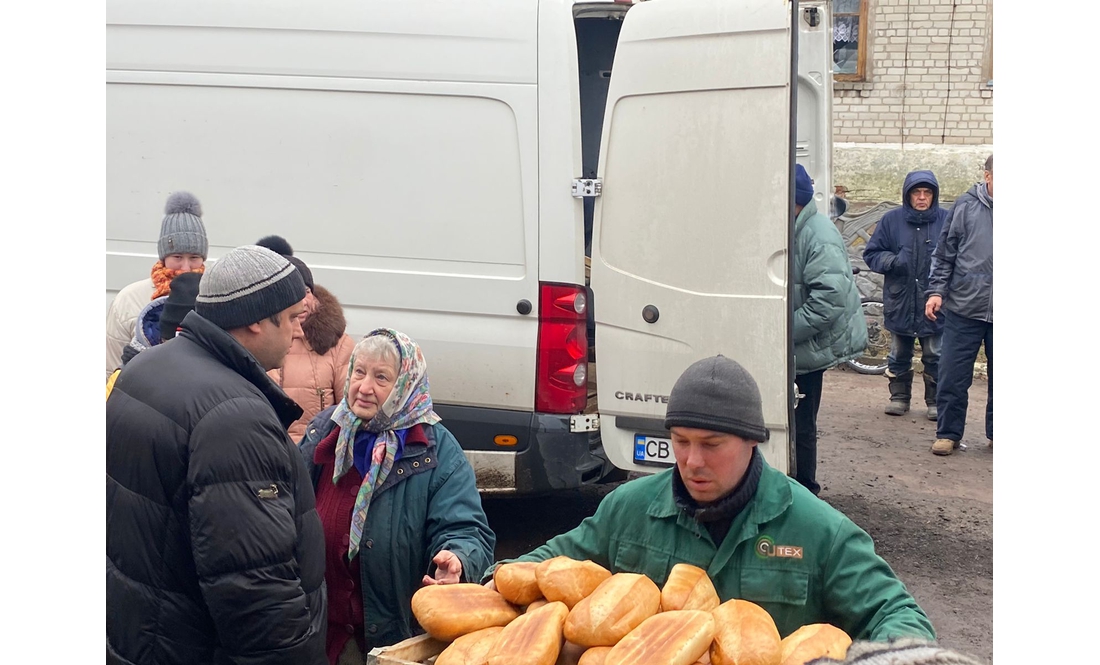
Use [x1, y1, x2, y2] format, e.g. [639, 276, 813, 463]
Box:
[195, 245, 306, 330]
[255, 235, 294, 257]
[158, 192, 208, 260]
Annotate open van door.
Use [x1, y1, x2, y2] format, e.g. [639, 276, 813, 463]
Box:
[590, 0, 795, 475]
[796, 1, 836, 218]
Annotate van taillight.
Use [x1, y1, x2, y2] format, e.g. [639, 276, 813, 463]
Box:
[535, 282, 588, 414]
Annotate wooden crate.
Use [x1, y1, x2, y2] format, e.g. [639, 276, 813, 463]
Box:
[368, 632, 589, 665]
[366, 634, 446, 665]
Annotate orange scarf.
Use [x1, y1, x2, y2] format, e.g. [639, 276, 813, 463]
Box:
[150, 261, 205, 299]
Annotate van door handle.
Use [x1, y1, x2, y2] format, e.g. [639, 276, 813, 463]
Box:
[642, 305, 660, 324]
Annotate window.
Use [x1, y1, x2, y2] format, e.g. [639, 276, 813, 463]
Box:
[833, 0, 868, 81]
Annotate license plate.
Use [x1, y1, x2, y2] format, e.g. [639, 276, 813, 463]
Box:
[633, 434, 675, 467]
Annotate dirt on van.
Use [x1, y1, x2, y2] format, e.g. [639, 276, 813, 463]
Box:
[485, 365, 994, 663]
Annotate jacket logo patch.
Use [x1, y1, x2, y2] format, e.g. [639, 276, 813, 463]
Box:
[257, 484, 279, 500]
[754, 535, 803, 560]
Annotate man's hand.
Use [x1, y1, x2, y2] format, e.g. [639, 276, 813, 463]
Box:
[925, 295, 942, 321]
[422, 550, 463, 586]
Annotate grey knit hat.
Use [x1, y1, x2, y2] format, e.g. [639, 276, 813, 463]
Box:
[195, 245, 306, 330]
[158, 191, 208, 260]
[807, 639, 983, 665]
[664, 355, 769, 442]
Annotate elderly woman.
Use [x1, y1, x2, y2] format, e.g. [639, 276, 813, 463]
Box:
[298, 328, 495, 664]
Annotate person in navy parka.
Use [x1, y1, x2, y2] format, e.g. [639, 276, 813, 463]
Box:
[863, 170, 949, 420]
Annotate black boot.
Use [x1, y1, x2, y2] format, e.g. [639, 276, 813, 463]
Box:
[923, 371, 938, 421]
[884, 370, 913, 416]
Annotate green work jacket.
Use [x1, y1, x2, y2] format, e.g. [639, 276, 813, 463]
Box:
[495, 464, 934, 642]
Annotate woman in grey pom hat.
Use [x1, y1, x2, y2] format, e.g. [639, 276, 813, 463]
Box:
[105, 191, 208, 378]
[484, 355, 934, 645]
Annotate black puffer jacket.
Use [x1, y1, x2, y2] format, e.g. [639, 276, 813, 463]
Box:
[107, 311, 327, 665]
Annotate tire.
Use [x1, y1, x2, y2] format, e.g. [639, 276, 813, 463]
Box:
[845, 298, 891, 375]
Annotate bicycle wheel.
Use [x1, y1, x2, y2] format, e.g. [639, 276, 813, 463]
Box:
[845, 298, 890, 375]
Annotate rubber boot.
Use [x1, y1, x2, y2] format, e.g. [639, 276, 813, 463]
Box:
[923, 372, 938, 421]
[884, 370, 912, 416]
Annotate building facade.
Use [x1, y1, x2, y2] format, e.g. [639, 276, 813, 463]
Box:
[830, 0, 993, 201]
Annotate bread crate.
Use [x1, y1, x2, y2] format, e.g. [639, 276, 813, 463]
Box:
[366, 634, 446, 665]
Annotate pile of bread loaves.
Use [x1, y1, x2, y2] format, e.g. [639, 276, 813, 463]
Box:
[410, 556, 852, 665]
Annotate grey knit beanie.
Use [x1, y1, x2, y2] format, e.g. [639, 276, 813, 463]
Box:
[158, 191, 208, 260]
[195, 245, 306, 330]
[664, 355, 769, 442]
[807, 639, 983, 665]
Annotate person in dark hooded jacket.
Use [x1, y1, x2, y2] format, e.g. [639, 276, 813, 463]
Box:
[863, 170, 949, 420]
[107, 245, 326, 665]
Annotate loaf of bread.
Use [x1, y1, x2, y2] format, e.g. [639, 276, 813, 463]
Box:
[527, 599, 550, 613]
[410, 584, 520, 641]
[435, 626, 504, 665]
[710, 599, 782, 665]
[604, 610, 716, 665]
[661, 564, 720, 612]
[486, 600, 570, 665]
[535, 557, 613, 609]
[778, 624, 852, 665]
[577, 646, 613, 665]
[495, 562, 544, 606]
[563, 573, 662, 647]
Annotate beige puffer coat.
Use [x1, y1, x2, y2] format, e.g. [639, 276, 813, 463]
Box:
[105, 278, 155, 378]
[268, 284, 355, 441]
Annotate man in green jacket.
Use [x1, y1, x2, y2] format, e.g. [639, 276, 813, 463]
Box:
[792, 164, 866, 494]
[487, 356, 933, 642]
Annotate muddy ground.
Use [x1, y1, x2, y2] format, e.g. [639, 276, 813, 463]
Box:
[483, 366, 993, 663]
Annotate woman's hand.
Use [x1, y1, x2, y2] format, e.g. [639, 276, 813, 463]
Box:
[422, 550, 463, 586]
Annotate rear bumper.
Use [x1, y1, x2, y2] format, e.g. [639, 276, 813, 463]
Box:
[434, 404, 615, 494]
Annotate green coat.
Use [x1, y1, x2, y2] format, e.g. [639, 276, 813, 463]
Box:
[495, 464, 934, 642]
[300, 408, 496, 650]
[793, 200, 867, 374]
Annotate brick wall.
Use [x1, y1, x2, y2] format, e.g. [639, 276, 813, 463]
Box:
[833, 0, 993, 145]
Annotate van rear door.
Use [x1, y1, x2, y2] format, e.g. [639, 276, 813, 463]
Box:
[796, 0, 835, 214]
[589, 0, 794, 474]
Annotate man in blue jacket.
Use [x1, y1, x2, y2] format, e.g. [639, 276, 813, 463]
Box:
[925, 155, 993, 456]
[863, 171, 949, 420]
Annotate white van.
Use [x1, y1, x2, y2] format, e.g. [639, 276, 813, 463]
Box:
[107, 0, 835, 493]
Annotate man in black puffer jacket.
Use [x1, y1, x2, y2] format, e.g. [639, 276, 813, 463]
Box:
[107, 245, 326, 665]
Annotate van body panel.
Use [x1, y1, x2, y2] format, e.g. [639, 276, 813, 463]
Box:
[107, 1, 542, 413]
[537, 0, 587, 286]
[589, 0, 793, 474]
[107, 0, 537, 85]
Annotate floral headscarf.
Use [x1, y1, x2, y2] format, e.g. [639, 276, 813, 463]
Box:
[329, 328, 440, 560]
